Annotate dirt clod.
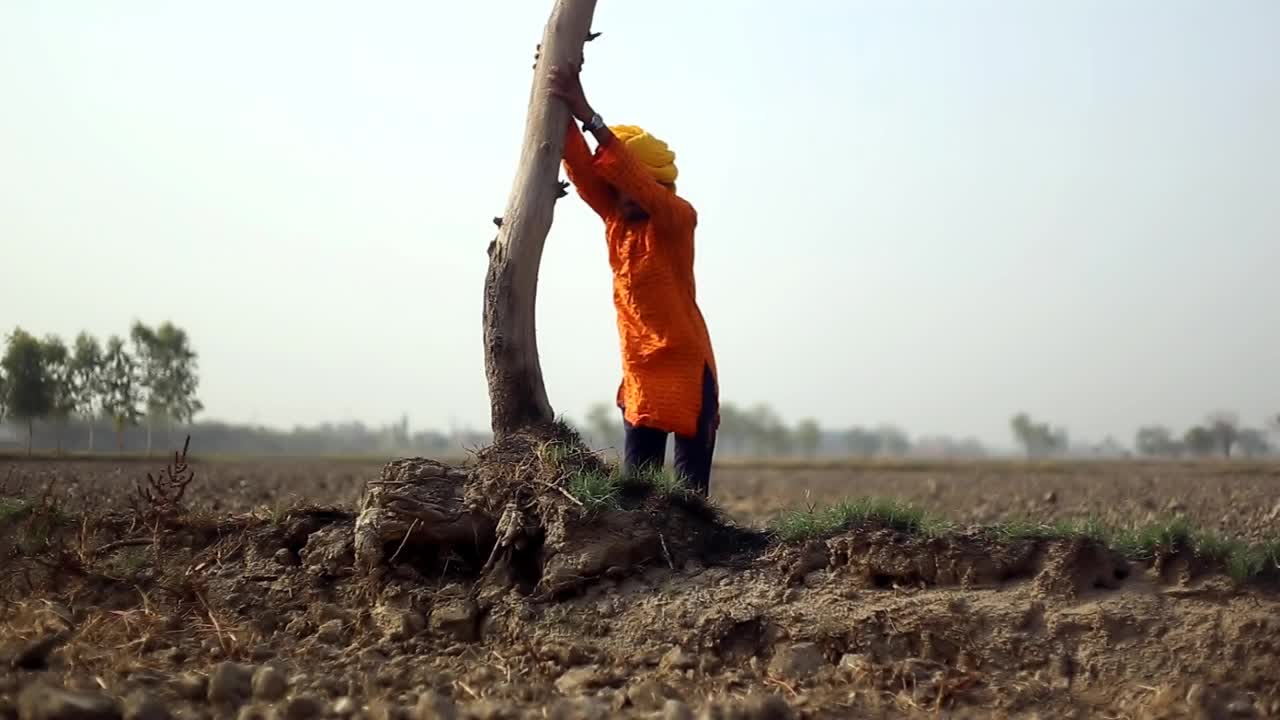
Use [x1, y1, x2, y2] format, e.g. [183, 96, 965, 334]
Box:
[662, 700, 694, 720]
[315, 620, 346, 645]
[120, 692, 168, 720]
[458, 700, 513, 720]
[413, 691, 456, 720]
[767, 643, 825, 681]
[626, 680, 675, 712]
[250, 667, 286, 702]
[546, 698, 608, 720]
[17, 684, 121, 720]
[554, 667, 612, 696]
[207, 663, 254, 708]
[232, 706, 269, 720]
[740, 695, 795, 720]
[173, 675, 206, 703]
[429, 600, 479, 644]
[659, 648, 697, 673]
[281, 695, 323, 720]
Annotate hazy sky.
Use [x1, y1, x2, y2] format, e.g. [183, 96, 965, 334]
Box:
[2, 1, 1277, 447]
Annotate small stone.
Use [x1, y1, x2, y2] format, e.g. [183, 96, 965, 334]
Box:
[1043, 490, 1057, 504]
[413, 691, 457, 720]
[282, 695, 324, 720]
[175, 673, 208, 701]
[207, 663, 255, 707]
[122, 692, 169, 720]
[662, 700, 694, 720]
[626, 680, 674, 712]
[17, 685, 121, 720]
[429, 599, 479, 643]
[555, 667, 606, 696]
[251, 666, 288, 702]
[659, 648, 697, 672]
[273, 548, 298, 567]
[332, 698, 358, 717]
[767, 643, 825, 681]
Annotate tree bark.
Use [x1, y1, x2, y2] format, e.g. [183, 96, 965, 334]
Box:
[484, 0, 598, 441]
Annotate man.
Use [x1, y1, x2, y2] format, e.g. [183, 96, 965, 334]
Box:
[546, 60, 720, 497]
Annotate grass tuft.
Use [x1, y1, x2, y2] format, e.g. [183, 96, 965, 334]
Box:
[0, 496, 34, 522]
[770, 497, 943, 542]
[629, 465, 689, 499]
[567, 469, 623, 512]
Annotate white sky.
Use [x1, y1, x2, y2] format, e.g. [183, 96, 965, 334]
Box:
[2, 1, 1278, 445]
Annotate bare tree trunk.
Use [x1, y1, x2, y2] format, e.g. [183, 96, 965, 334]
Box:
[484, 0, 598, 441]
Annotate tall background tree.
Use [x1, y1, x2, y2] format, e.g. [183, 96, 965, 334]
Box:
[131, 321, 203, 453]
[582, 402, 623, 451]
[794, 418, 821, 457]
[41, 336, 75, 452]
[1206, 412, 1239, 458]
[1135, 425, 1179, 457]
[2, 328, 53, 454]
[1010, 412, 1069, 458]
[69, 332, 105, 450]
[101, 335, 142, 451]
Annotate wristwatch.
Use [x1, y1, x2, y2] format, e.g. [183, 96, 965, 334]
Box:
[583, 113, 605, 132]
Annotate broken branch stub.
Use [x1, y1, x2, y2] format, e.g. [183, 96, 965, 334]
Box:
[483, 0, 599, 440]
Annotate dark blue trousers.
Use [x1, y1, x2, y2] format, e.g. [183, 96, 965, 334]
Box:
[621, 364, 718, 497]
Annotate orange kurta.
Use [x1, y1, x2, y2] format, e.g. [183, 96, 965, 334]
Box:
[562, 124, 718, 439]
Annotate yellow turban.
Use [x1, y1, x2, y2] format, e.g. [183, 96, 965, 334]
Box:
[609, 124, 678, 188]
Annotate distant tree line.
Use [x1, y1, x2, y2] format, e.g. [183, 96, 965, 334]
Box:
[1011, 411, 1277, 459]
[0, 322, 201, 454]
[5, 325, 1276, 461]
[1133, 412, 1276, 459]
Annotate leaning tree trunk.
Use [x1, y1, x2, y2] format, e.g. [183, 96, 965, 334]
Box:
[352, 0, 757, 597]
[483, 0, 598, 441]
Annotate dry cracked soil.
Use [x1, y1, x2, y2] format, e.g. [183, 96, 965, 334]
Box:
[2, 455, 1279, 720]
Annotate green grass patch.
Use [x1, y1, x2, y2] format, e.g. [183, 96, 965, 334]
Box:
[769, 497, 1280, 583]
[0, 496, 34, 522]
[628, 465, 689, 498]
[770, 497, 944, 542]
[567, 469, 623, 512]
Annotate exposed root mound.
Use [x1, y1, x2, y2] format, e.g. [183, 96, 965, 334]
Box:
[782, 527, 1130, 597]
[355, 422, 767, 599]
